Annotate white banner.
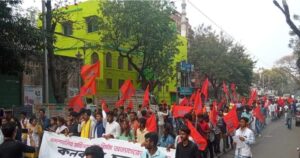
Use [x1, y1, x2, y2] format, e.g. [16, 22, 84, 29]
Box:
[39, 131, 175, 158]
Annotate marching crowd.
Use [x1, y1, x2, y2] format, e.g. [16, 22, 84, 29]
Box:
[0, 97, 298, 158]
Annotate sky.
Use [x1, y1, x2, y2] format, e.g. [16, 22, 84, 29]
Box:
[22, 0, 300, 69]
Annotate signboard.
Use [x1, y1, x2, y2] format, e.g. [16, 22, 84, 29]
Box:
[180, 61, 193, 72]
[24, 85, 42, 106]
[179, 87, 193, 95]
[39, 131, 175, 158]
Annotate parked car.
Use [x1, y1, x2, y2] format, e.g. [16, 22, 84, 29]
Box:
[295, 103, 300, 126]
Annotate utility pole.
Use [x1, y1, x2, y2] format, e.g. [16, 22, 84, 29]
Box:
[42, 0, 49, 104]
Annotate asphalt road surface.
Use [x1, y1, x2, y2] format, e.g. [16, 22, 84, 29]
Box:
[221, 118, 300, 158]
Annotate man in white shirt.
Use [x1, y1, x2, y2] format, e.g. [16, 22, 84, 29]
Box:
[157, 107, 168, 138]
[269, 102, 276, 120]
[234, 117, 255, 158]
[103, 111, 121, 139]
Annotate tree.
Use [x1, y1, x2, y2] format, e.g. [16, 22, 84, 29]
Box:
[98, 0, 180, 91]
[189, 25, 255, 98]
[0, 1, 43, 75]
[273, 0, 300, 70]
[275, 54, 300, 85]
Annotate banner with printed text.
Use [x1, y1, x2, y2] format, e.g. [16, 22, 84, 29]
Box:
[39, 131, 175, 158]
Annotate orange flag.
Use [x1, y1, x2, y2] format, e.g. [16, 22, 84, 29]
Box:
[143, 85, 150, 107]
[120, 80, 136, 100]
[68, 95, 85, 112]
[172, 105, 193, 118]
[223, 105, 239, 133]
[189, 92, 196, 105]
[223, 81, 229, 97]
[179, 97, 189, 106]
[201, 78, 209, 101]
[80, 79, 96, 96]
[253, 106, 265, 123]
[194, 90, 202, 115]
[247, 90, 257, 106]
[146, 114, 157, 132]
[80, 61, 100, 81]
[186, 120, 207, 151]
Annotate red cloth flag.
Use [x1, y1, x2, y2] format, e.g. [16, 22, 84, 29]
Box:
[209, 104, 218, 126]
[101, 99, 109, 113]
[172, 105, 193, 118]
[278, 97, 285, 106]
[68, 95, 84, 112]
[146, 114, 157, 132]
[223, 81, 229, 97]
[218, 97, 226, 110]
[253, 106, 265, 123]
[120, 80, 136, 100]
[201, 78, 209, 101]
[263, 96, 267, 103]
[186, 120, 207, 151]
[80, 79, 97, 96]
[241, 97, 246, 106]
[80, 61, 100, 81]
[127, 100, 134, 110]
[247, 90, 257, 106]
[230, 83, 237, 102]
[189, 92, 196, 105]
[223, 105, 239, 133]
[193, 90, 203, 115]
[179, 97, 189, 106]
[143, 85, 150, 107]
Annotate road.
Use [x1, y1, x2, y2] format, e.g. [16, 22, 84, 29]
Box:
[221, 118, 300, 158]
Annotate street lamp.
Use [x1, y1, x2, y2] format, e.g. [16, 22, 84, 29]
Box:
[76, 51, 82, 90]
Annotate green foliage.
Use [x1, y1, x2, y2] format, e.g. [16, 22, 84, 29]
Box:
[0, 1, 43, 75]
[189, 25, 255, 98]
[98, 0, 180, 90]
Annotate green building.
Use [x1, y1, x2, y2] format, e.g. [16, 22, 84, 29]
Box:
[54, 0, 187, 104]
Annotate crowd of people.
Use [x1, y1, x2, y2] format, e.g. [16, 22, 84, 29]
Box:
[0, 97, 298, 158]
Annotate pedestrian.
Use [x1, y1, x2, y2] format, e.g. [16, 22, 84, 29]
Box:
[157, 106, 168, 138]
[118, 120, 134, 141]
[158, 124, 175, 149]
[103, 111, 121, 139]
[55, 117, 69, 135]
[80, 109, 96, 138]
[38, 109, 50, 130]
[67, 112, 80, 137]
[129, 112, 139, 138]
[233, 117, 255, 158]
[140, 132, 167, 158]
[27, 116, 43, 149]
[175, 125, 199, 158]
[84, 145, 105, 158]
[136, 118, 149, 144]
[286, 105, 293, 129]
[0, 122, 35, 158]
[47, 117, 58, 132]
[94, 111, 105, 138]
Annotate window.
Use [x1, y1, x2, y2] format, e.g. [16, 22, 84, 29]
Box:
[106, 52, 112, 68]
[91, 52, 99, 64]
[119, 79, 125, 89]
[61, 21, 73, 36]
[118, 56, 124, 69]
[106, 78, 112, 89]
[86, 16, 99, 33]
[128, 61, 132, 71]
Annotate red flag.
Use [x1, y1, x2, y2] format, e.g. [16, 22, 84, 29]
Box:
[223, 105, 239, 133]
[120, 80, 136, 100]
[253, 106, 265, 123]
[80, 79, 97, 96]
[81, 61, 100, 81]
[128, 100, 134, 109]
[218, 97, 226, 110]
[143, 85, 150, 107]
[172, 105, 193, 118]
[223, 81, 229, 97]
[230, 83, 237, 102]
[209, 104, 218, 126]
[263, 96, 267, 103]
[193, 90, 203, 115]
[189, 92, 196, 105]
[68, 95, 84, 112]
[186, 120, 207, 151]
[241, 97, 246, 106]
[247, 90, 257, 106]
[146, 114, 157, 132]
[115, 98, 126, 107]
[179, 97, 189, 106]
[101, 99, 109, 113]
[201, 78, 209, 101]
